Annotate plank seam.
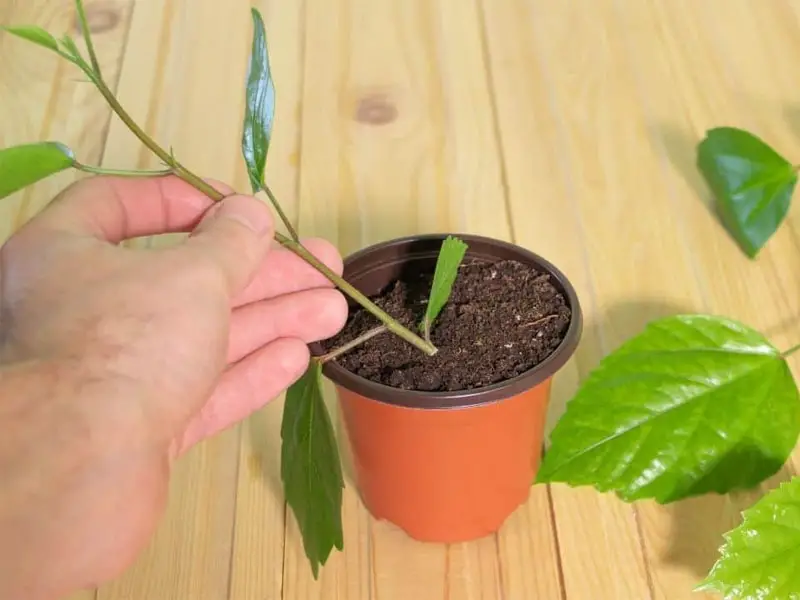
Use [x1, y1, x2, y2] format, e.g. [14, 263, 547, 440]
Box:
[475, 0, 516, 243]
[545, 485, 567, 600]
[225, 426, 244, 600]
[96, 1, 137, 167]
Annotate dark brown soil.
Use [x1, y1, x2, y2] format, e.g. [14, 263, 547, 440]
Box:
[320, 259, 572, 392]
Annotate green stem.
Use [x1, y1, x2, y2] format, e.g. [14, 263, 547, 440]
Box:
[319, 325, 387, 363]
[74, 162, 173, 178]
[275, 232, 437, 356]
[68, 43, 436, 356]
[75, 0, 102, 79]
[263, 182, 299, 242]
[73, 61, 224, 202]
[781, 342, 800, 358]
[421, 319, 432, 346]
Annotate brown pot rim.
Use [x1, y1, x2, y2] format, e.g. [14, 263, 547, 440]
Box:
[313, 233, 583, 410]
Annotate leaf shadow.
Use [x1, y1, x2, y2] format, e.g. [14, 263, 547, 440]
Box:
[655, 123, 715, 209]
[651, 121, 730, 232]
[245, 400, 284, 497]
[777, 104, 800, 255]
[657, 463, 796, 579]
[545, 298, 694, 438]
[576, 299, 798, 577]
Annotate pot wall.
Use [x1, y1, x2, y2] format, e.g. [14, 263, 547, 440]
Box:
[336, 378, 552, 543]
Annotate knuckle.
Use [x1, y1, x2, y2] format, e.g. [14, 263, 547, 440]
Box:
[303, 237, 344, 275]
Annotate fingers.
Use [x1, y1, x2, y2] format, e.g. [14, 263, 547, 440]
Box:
[176, 337, 310, 454]
[227, 287, 347, 363]
[30, 175, 346, 304]
[232, 237, 345, 307]
[180, 194, 275, 295]
[31, 175, 233, 242]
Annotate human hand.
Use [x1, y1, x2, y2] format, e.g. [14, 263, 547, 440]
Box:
[0, 176, 347, 599]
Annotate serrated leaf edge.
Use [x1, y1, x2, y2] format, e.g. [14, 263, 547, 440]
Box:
[420, 235, 468, 336]
[280, 361, 344, 579]
[696, 477, 800, 597]
[537, 315, 793, 501]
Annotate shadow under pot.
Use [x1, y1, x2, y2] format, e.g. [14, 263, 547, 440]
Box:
[313, 233, 583, 544]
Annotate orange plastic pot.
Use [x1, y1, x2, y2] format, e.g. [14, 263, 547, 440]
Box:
[316, 234, 582, 544]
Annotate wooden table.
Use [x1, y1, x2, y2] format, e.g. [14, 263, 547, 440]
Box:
[2, 1, 800, 598]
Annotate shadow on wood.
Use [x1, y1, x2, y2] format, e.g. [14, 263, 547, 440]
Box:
[659, 462, 795, 578]
[576, 299, 799, 577]
[245, 400, 284, 496]
[652, 121, 732, 232]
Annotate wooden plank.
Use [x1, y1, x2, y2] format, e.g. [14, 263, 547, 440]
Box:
[226, 0, 305, 597]
[94, 1, 254, 598]
[480, 0, 746, 598]
[611, 1, 800, 598]
[290, 0, 517, 596]
[0, 0, 133, 240]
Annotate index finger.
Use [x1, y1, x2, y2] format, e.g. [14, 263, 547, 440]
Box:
[232, 237, 344, 307]
[30, 175, 229, 242]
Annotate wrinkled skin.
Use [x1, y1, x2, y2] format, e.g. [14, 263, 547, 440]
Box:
[0, 176, 347, 599]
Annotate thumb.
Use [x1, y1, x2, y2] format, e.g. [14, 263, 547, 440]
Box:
[182, 194, 274, 294]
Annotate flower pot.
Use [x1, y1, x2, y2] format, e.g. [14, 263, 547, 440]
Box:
[315, 233, 582, 544]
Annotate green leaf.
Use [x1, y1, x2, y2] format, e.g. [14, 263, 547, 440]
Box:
[420, 236, 468, 339]
[697, 126, 797, 258]
[281, 360, 344, 578]
[241, 7, 276, 193]
[58, 35, 91, 73]
[2, 25, 60, 53]
[697, 476, 800, 599]
[537, 315, 800, 503]
[0, 142, 75, 200]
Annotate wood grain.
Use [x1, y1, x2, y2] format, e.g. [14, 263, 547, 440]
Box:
[1, 2, 134, 600]
[3, 0, 800, 598]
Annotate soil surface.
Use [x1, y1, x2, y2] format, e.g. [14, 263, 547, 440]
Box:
[321, 259, 572, 392]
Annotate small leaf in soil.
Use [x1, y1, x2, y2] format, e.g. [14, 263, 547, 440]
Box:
[2, 25, 60, 53]
[0, 142, 75, 200]
[697, 126, 797, 258]
[697, 476, 800, 599]
[420, 236, 468, 340]
[241, 7, 276, 194]
[536, 315, 800, 503]
[281, 360, 344, 578]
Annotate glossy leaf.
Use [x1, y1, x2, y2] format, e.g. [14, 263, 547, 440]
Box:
[697, 126, 797, 258]
[2, 25, 59, 53]
[537, 315, 800, 503]
[241, 7, 276, 193]
[697, 476, 800, 599]
[281, 360, 344, 578]
[0, 142, 75, 200]
[420, 236, 468, 339]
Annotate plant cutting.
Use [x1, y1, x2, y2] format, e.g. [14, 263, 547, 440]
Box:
[0, 0, 583, 581]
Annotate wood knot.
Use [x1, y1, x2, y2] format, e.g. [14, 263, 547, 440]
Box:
[354, 94, 398, 125]
[74, 2, 121, 35]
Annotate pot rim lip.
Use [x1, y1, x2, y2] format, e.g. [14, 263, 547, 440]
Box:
[314, 233, 583, 410]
